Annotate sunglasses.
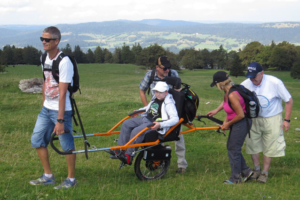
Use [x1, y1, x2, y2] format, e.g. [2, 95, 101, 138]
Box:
[158, 65, 171, 71]
[40, 37, 57, 42]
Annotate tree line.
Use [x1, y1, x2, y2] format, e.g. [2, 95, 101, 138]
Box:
[1, 41, 300, 79]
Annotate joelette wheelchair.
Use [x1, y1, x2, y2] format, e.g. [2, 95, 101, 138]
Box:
[50, 79, 224, 181]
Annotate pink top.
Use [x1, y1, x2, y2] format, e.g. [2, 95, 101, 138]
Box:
[223, 91, 246, 121]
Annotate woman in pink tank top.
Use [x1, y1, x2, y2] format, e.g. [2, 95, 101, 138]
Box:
[211, 71, 253, 184]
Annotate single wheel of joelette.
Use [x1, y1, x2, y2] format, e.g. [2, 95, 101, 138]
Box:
[134, 151, 170, 181]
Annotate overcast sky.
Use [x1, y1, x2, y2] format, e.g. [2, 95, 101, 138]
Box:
[1, 0, 300, 25]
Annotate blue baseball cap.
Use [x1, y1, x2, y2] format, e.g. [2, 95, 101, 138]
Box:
[245, 62, 263, 78]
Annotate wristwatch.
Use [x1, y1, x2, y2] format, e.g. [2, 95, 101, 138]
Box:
[284, 119, 290, 123]
[57, 119, 65, 124]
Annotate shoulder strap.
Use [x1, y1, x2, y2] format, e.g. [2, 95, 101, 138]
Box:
[228, 85, 238, 96]
[227, 85, 239, 110]
[41, 53, 47, 67]
[147, 69, 156, 95]
[41, 53, 47, 81]
[51, 52, 66, 83]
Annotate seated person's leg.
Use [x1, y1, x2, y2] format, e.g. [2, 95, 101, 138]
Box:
[119, 124, 152, 165]
[117, 117, 144, 147]
[125, 119, 153, 156]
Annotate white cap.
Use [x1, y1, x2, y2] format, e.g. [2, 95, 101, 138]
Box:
[152, 81, 169, 92]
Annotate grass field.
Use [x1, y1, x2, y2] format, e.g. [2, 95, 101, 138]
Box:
[1, 64, 300, 199]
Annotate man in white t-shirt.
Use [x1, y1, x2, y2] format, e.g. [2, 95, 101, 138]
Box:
[207, 62, 293, 183]
[240, 62, 293, 183]
[29, 26, 77, 189]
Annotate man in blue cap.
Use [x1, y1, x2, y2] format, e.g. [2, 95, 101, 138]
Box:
[207, 62, 293, 183]
[240, 62, 293, 183]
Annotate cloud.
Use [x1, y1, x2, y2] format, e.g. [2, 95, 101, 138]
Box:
[17, 6, 35, 12]
[69, 10, 98, 19]
[0, 0, 30, 7]
[1, 0, 300, 24]
[0, 7, 13, 13]
[183, 2, 218, 10]
[273, 0, 298, 1]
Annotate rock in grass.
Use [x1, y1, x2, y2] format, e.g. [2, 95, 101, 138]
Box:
[19, 78, 43, 93]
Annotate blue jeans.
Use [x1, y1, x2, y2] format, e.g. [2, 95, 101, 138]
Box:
[31, 107, 74, 152]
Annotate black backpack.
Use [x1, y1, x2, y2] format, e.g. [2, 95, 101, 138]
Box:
[228, 84, 260, 118]
[180, 83, 199, 123]
[152, 76, 199, 124]
[41, 52, 80, 94]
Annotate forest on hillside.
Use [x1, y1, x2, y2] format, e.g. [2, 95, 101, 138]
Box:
[1, 40, 300, 80]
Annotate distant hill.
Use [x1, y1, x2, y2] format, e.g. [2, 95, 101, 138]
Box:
[137, 19, 202, 26]
[1, 19, 300, 53]
[0, 25, 46, 31]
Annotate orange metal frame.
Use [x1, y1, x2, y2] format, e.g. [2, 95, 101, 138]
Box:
[88, 112, 221, 151]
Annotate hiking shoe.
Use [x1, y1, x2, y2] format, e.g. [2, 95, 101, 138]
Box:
[249, 169, 261, 180]
[242, 170, 253, 182]
[29, 174, 55, 185]
[53, 178, 77, 189]
[257, 173, 268, 183]
[175, 168, 186, 173]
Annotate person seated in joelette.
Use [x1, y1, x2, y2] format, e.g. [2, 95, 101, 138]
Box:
[111, 81, 179, 165]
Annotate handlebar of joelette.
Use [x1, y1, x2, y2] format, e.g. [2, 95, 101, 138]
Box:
[50, 131, 73, 155]
[196, 115, 223, 125]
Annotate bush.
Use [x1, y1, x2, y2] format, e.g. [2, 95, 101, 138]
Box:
[0, 64, 6, 73]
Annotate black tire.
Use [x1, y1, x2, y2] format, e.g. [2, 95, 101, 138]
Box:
[134, 151, 170, 181]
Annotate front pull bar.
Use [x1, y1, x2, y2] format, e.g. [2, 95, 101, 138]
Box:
[50, 132, 89, 158]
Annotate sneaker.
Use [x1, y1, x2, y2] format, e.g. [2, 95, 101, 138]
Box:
[242, 170, 253, 182]
[117, 153, 132, 165]
[249, 169, 261, 180]
[175, 168, 186, 173]
[257, 173, 268, 183]
[53, 178, 77, 189]
[29, 174, 55, 185]
[223, 179, 242, 184]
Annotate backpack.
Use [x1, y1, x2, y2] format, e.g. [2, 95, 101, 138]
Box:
[228, 85, 260, 118]
[41, 52, 80, 94]
[150, 76, 199, 123]
[147, 69, 171, 95]
[180, 83, 199, 123]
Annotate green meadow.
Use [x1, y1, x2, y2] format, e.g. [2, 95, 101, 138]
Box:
[1, 64, 300, 199]
[79, 32, 248, 51]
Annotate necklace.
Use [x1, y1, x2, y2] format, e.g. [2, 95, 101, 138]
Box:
[49, 49, 60, 60]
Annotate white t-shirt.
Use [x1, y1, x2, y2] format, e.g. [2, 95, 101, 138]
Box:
[241, 74, 291, 118]
[43, 52, 74, 111]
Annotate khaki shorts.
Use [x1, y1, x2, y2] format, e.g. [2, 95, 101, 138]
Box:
[245, 113, 286, 157]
